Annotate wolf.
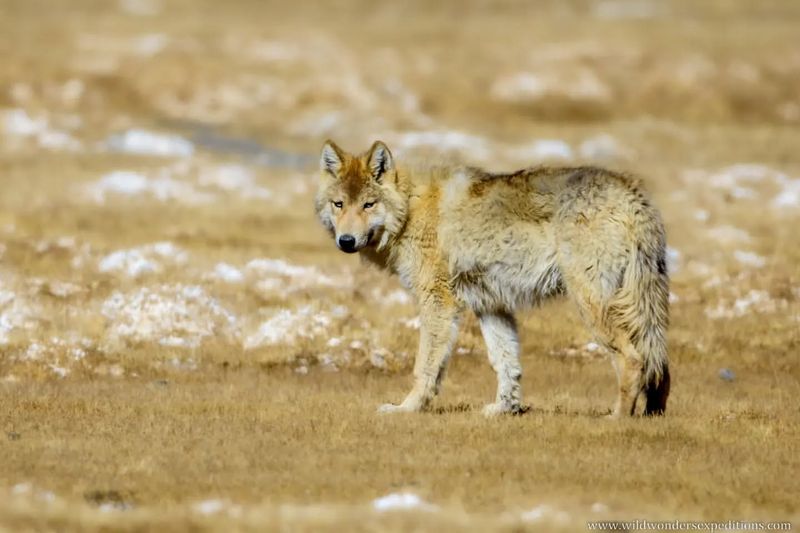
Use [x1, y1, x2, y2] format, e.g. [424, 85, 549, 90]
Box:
[315, 140, 670, 417]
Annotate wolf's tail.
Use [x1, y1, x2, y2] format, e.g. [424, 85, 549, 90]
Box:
[612, 215, 671, 415]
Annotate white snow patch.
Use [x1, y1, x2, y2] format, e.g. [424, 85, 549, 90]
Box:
[98, 242, 188, 279]
[210, 263, 245, 284]
[705, 290, 790, 319]
[373, 492, 437, 512]
[0, 285, 40, 346]
[326, 337, 342, 348]
[666, 246, 681, 273]
[491, 72, 547, 101]
[402, 316, 421, 330]
[244, 306, 334, 349]
[132, 34, 169, 56]
[193, 499, 225, 515]
[520, 504, 571, 524]
[198, 164, 272, 199]
[707, 226, 752, 245]
[773, 179, 800, 208]
[3, 109, 80, 151]
[491, 69, 611, 104]
[509, 139, 573, 161]
[246, 258, 338, 295]
[381, 289, 412, 305]
[392, 130, 490, 161]
[733, 250, 766, 269]
[49, 364, 69, 378]
[578, 134, 626, 160]
[11, 483, 32, 495]
[106, 129, 194, 158]
[101, 285, 238, 349]
[85, 169, 214, 205]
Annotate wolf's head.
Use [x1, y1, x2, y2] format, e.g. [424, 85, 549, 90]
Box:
[315, 140, 408, 254]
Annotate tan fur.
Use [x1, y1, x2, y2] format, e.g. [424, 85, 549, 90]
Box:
[316, 140, 671, 417]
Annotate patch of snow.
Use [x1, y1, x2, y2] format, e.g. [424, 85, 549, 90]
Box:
[373, 492, 437, 512]
[133, 34, 168, 56]
[98, 242, 188, 279]
[733, 250, 766, 268]
[49, 364, 69, 378]
[491, 72, 547, 101]
[326, 337, 342, 348]
[491, 69, 611, 104]
[106, 129, 194, 158]
[509, 139, 573, 161]
[210, 263, 244, 284]
[705, 290, 789, 319]
[392, 130, 490, 161]
[402, 316, 421, 330]
[198, 164, 272, 199]
[3, 109, 81, 151]
[578, 134, 625, 160]
[707, 226, 751, 244]
[520, 504, 571, 524]
[0, 285, 40, 346]
[244, 306, 334, 349]
[193, 499, 225, 515]
[591, 502, 609, 513]
[666, 246, 681, 273]
[11, 483, 32, 495]
[85, 169, 214, 205]
[101, 285, 238, 349]
[693, 209, 710, 222]
[246, 258, 338, 296]
[383, 289, 412, 305]
[773, 179, 800, 208]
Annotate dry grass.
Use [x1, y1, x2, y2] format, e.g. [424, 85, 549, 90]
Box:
[1, 0, 799, 530]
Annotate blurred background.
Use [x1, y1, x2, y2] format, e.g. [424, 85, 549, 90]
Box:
[0, 0, 798, 529]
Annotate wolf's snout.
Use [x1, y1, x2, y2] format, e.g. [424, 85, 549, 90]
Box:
[337, 234, 358, 253]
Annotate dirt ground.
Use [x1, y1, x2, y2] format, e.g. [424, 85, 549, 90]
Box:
[1, 0, 799, 531]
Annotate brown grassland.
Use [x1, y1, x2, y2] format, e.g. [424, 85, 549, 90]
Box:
[0, 0, 799, 530]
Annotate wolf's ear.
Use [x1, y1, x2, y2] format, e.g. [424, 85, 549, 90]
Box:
[366, 140, 394, 183]
[320, 140, 345, 177]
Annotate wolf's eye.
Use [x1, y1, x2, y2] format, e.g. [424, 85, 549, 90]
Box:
[332, 201, 343, 209]
[363, 201, 376, 209]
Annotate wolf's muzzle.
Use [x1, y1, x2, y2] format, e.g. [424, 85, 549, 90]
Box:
[337, 234, 358, 253]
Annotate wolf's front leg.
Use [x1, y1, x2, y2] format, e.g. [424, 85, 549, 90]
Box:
[478, 312, 523, 416]
[378, 300, 460, 414]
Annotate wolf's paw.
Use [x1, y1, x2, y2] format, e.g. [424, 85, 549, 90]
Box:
[481, 402, 525, 417]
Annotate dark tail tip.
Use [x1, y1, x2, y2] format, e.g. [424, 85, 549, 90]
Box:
[644, 365, 670, 416]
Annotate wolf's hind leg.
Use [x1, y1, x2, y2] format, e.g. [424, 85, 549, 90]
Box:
[478, 312, 523, 416]
[606, 337, 645, 418]
[568, 283, 645, 417]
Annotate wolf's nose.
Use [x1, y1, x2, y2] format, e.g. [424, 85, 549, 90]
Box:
[337, 234, 357, 253]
